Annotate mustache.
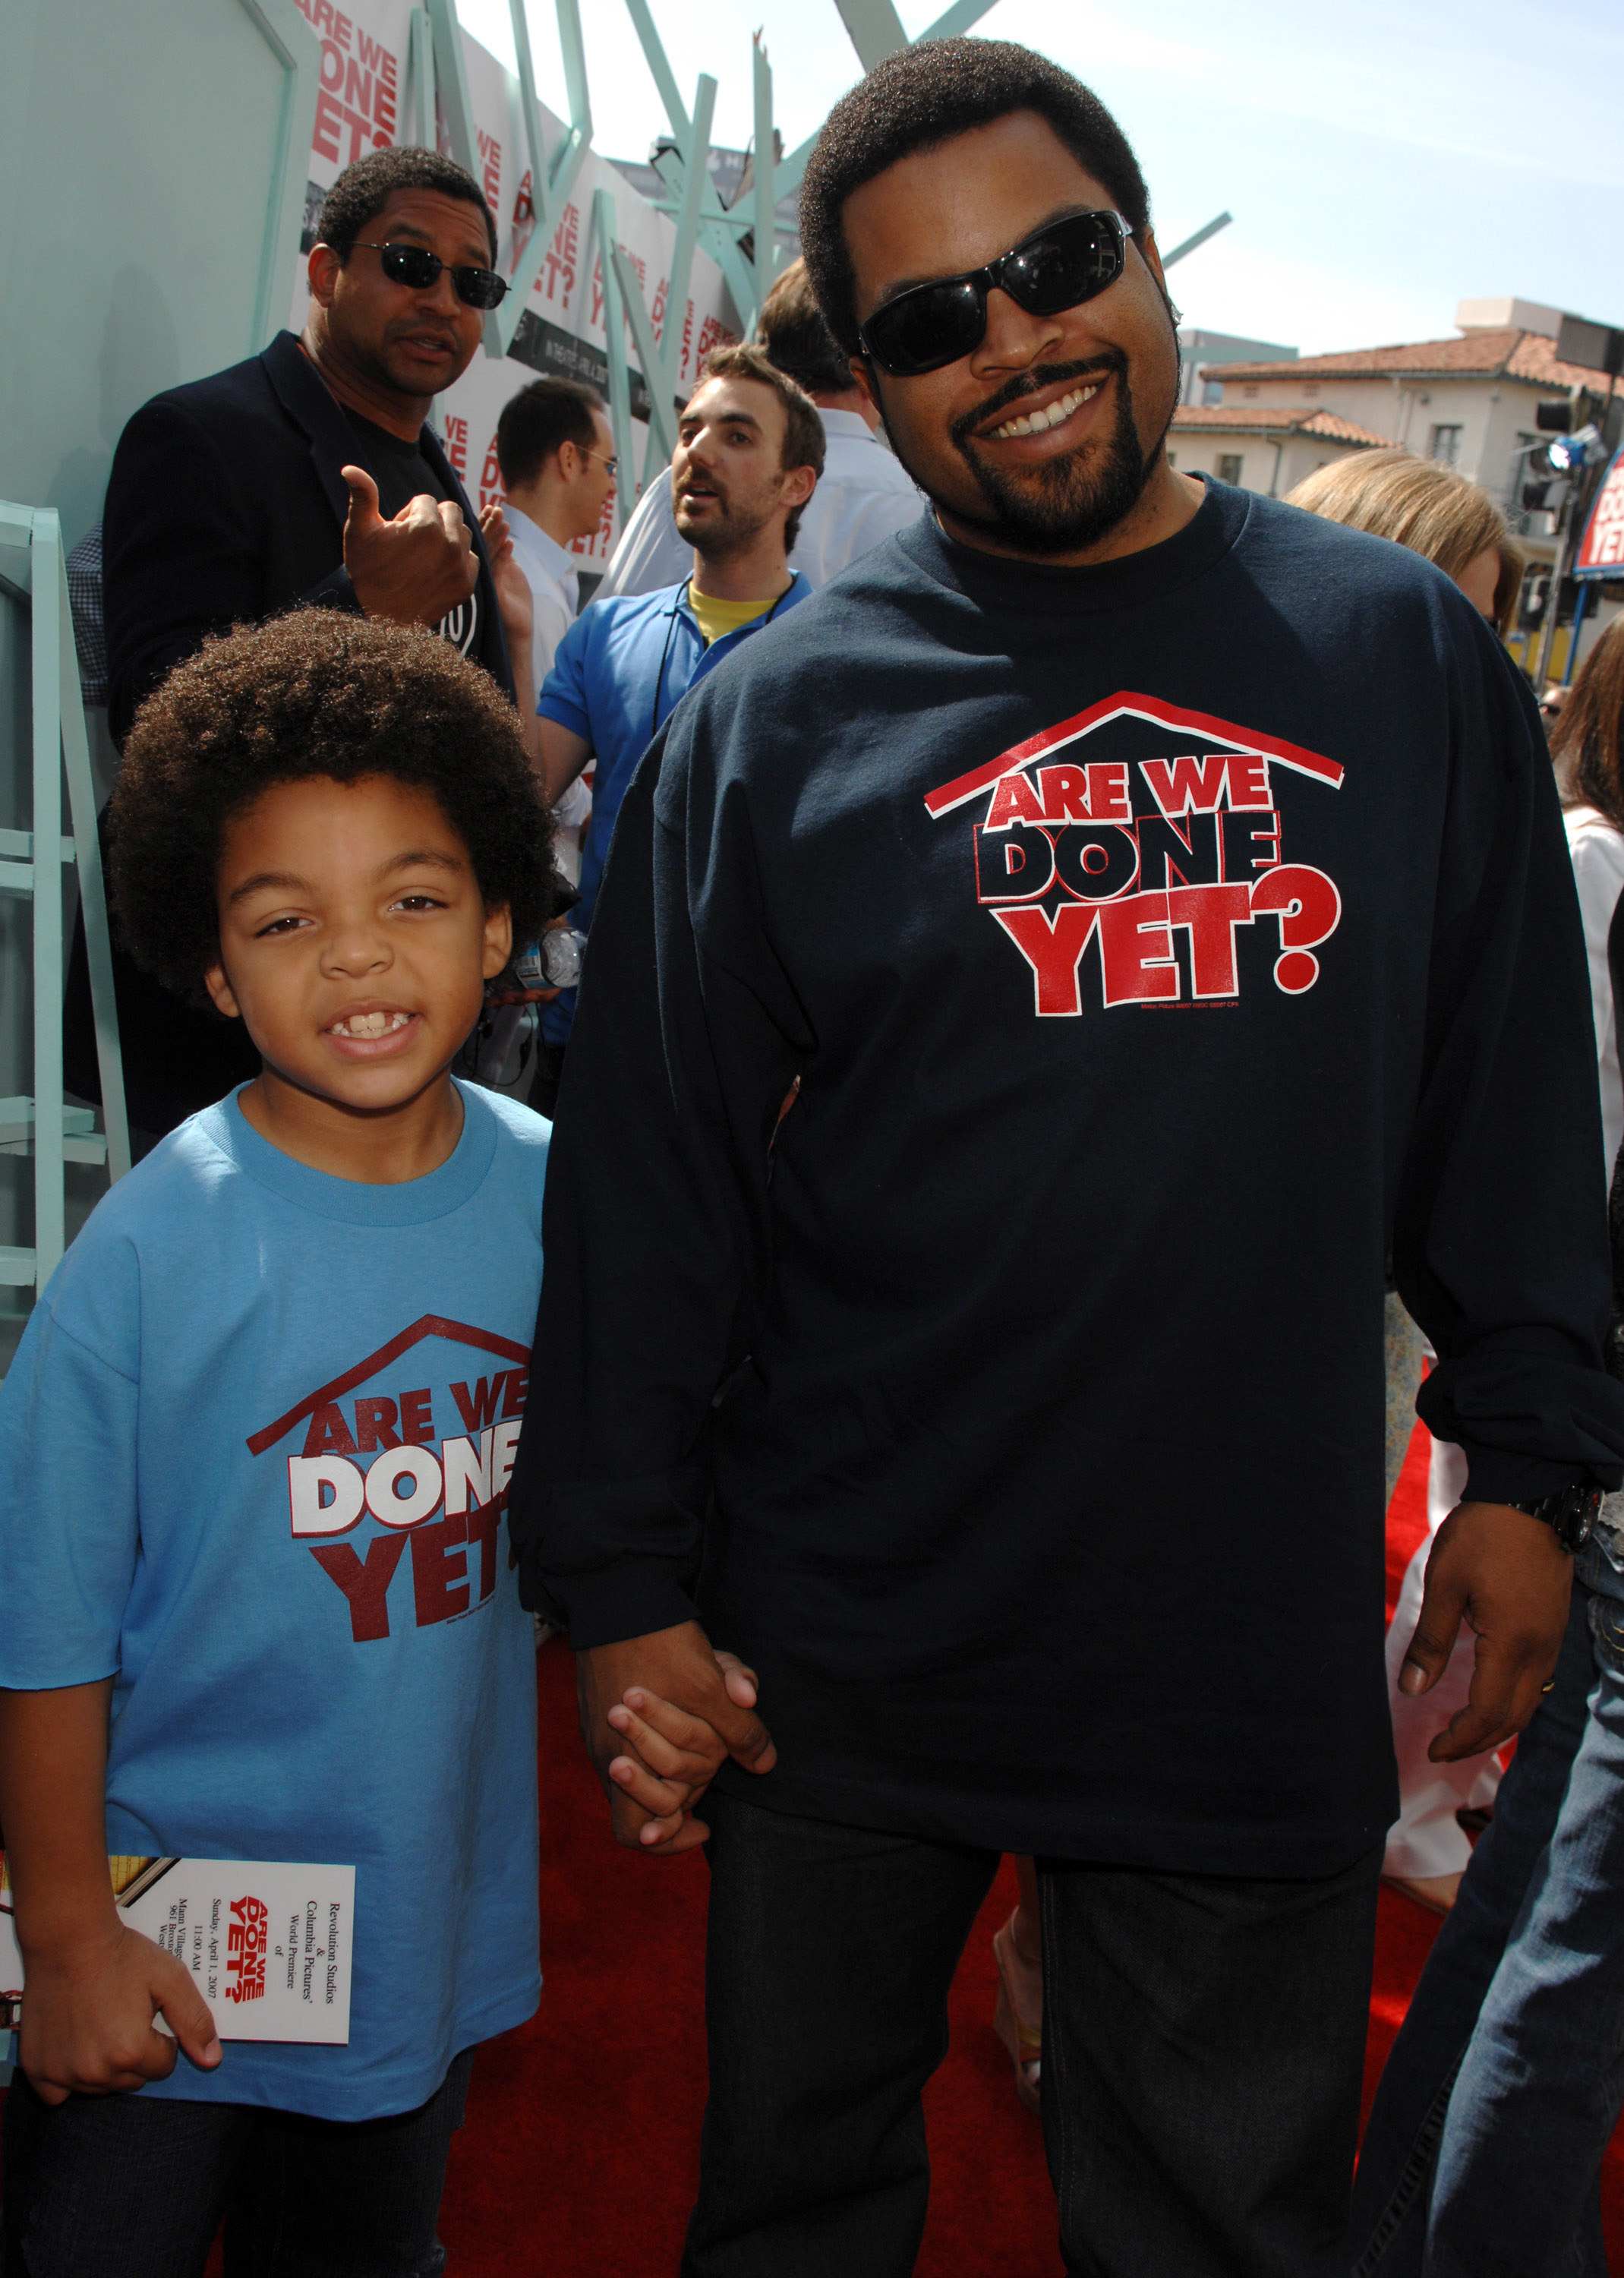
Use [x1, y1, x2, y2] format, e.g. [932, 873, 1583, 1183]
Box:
[951, 353, 1127, 450]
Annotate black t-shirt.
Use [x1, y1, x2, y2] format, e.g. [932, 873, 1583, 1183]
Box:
[509, 478, 1624, 1876]
[342, 408, 481, 661]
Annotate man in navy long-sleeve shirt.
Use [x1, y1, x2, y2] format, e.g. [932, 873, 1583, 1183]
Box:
[508, 39, 1624, 2278]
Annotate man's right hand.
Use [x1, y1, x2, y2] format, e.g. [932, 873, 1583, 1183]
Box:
[577, 1621, 776, 1856]
[340, 465, 478, 628]
[18, 1918, 222, 2103]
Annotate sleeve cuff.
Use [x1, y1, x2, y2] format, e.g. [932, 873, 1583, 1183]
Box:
[538, 694, 591, 737]
[519, 1554, 699, 1647]
[1460, 1443, 1611, 1506]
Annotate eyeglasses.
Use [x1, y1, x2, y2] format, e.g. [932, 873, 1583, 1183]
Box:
[857, 210, 1131, 377]
[579, 446, 618, 477]
[352, 240, 509, 311]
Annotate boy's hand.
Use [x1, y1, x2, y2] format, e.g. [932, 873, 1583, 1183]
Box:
[19, 1917, 222, 2104]
[578, 1623, 775, 1856]
[1400, 1499, 1574, 1760]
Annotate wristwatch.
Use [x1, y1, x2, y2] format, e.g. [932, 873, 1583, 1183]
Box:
[1507, 1482, 1604, 1553]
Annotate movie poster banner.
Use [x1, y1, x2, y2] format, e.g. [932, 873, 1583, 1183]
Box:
[289, 0, 739, 566]
[1576, 446, 1624, 579]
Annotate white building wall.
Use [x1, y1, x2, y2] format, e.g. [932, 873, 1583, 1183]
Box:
[1168, 432, 1367, 498]
[1212, 369, 1569, 548]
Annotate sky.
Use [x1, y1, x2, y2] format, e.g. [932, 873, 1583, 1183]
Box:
[456, 0, 1624, 358]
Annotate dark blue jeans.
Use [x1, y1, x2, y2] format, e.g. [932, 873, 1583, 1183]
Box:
[684, 1791, 1381, 2278]
[1352, 1565, 1624, 2278]
[0, 2048, 472, 2278]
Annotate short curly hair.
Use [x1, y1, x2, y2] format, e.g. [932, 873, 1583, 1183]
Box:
[109, 612, 560, 1005]
[800, 39, 1150, 357]
[317, 147, 497, 265]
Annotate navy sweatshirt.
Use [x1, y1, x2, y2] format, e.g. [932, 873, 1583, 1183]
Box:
[509, 479, 1624, 1875]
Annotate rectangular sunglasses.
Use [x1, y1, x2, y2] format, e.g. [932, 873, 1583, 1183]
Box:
[353, 239, 509, 311]
[857, 209, 1130, 377]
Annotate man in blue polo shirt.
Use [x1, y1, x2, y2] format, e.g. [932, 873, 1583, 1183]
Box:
[532, 346, 823, 1094]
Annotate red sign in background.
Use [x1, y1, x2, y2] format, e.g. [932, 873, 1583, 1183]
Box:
[1577, 447, 1624, 578]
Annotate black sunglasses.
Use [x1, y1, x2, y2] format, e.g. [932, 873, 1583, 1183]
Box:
[352, 239, 509, 311]
[857, 210, 1130, 377]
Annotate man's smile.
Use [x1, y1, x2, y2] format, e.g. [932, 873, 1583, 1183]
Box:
[988, 380, 1100, 440]
[969, 369, 1116, 456]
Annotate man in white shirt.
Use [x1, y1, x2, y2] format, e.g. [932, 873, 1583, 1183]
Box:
[496, 376, 614, 881]
[598, 260, 920, 598]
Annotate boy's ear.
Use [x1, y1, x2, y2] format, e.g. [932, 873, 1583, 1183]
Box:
[482, 904, 513, 980]
[203, 961, 243, 1021]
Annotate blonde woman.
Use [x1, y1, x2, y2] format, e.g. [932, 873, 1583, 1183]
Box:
[1287, 449, 1525, 1910]
[1287, 448, 1524, 632]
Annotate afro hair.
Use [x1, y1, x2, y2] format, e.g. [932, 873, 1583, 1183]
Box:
[109, 611, 562, 1005]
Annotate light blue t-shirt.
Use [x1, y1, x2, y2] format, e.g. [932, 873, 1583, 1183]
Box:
[0, 1083, 547, 2120]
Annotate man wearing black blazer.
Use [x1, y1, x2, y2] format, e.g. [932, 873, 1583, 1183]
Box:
[74, 146, 534, 1140]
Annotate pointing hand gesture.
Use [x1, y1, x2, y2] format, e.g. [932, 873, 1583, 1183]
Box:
[341, 465, 478, 629]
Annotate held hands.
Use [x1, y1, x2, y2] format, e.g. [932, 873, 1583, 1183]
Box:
[578, 1620, 776, 1857]
[1401, 1499, 1575, 1761]
[18, 1916, 222, 2104]
[341, 465, 478, 627]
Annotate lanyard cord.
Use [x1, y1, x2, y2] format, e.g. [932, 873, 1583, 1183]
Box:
[651, 577, 795, 740]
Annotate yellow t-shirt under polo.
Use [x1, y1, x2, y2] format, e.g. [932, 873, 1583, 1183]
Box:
[686, 582, 780, 647]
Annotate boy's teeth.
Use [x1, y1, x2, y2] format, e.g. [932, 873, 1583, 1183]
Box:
[333, 1011, 410, 1038]
[992, 382, 1097, 440]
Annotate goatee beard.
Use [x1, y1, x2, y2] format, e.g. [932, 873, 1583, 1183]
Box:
[904, 355, 1170, 558]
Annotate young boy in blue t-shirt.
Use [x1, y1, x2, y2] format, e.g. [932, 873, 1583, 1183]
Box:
[0, 611, 563, 2275]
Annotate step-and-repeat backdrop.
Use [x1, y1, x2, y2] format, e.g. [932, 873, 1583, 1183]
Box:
[289, 0, 739, 566]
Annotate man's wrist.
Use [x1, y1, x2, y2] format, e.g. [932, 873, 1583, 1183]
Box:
[1503, 1481, 1603, 1553]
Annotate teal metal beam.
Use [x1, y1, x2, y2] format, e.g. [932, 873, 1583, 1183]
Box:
[492, 0, 553, 349]
[646, 146, 762, 335]
[642, 72, 714, 481]
[623, 0, 689, 144]
[592, 190, 639, 538]
[30, 512, 64, 1289]
[0, 502, 130, 1306]
[425, 0, 509, 354]
[752, 36, 776, 324]
[237, 0, 322, 350]
[614, 243, 676, 463]
[663, 74, 716, 383]
[775, 0, 998, 203]
[404, 6, 435, 150]
[548, 0, 592, 210]
[52, 536, 128, 1184]
[1162, 212, 1233, 269]
[833, 0, 907, 71]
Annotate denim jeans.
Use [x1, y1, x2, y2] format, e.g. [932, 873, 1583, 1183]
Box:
[684, 1791, 1381, 2278]
[1351, 1548, 1624, 2277]
[0, 2048, 472, 2278]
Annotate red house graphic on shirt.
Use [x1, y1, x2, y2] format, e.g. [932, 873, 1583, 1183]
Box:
[246, 1316, 530, 1645]
[925, 691, 1345, 1018]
